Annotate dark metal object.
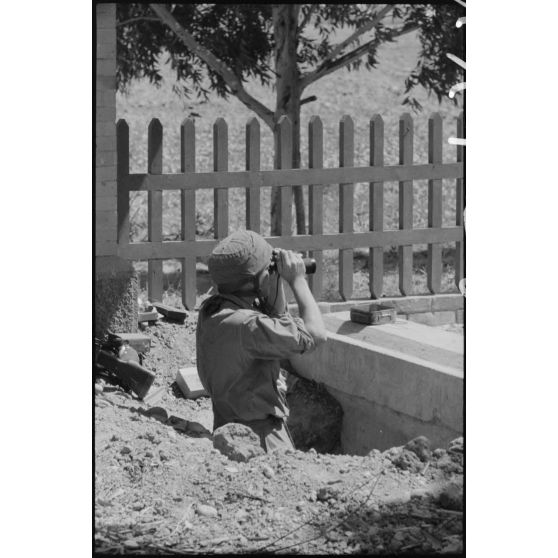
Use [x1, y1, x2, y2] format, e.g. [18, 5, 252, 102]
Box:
[270, 250, 316, 275]
[350, 303, 396, 326]
[94, 333, 155, 399]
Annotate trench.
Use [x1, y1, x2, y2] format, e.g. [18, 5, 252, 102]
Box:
[286, 310, 464, 456]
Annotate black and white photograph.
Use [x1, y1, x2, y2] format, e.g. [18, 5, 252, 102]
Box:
[94, 2, 465, 554]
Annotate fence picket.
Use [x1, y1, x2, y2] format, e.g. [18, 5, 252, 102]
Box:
[455, 111, 464, 288]
[147, 118, 163, 302]
[308, 116, 324, 297]
[427, 113, 443, 293]
[180, 118, 197, 310]
[116, 119, 129, 246]
[369, 114, 384, 299]
[245, 118, 260, 232]
[339, 116, 354, 300]
[213, 118, 229, 239]
[276, 116, 293, 236]
[398, 113, 414, 296]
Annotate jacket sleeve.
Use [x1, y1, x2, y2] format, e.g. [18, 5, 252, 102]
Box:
[240, 311, 315, 360]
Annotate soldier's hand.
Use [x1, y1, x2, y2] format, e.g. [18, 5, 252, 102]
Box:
[276, 249, 305, 284]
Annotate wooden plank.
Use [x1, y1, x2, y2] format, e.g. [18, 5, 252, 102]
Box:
[116, 119, 129, 246]
[308, 116, 324, 298]
[369, 114, 384, 299]
[213, 118, 229, 239]
[455, 111, 465, 288]
[427, 113, 443, 293]
[147, 118, 163, 302]
[120, 227, 463, 260]
[180, 118, 197, 310]
[276, 116, 293, 236]
[398, 113, 414, 296]
[245, 118, 261, 232]
[339, 115, 354, 300]
[121, 163, 464, 192]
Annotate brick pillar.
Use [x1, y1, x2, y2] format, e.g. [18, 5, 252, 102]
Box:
[95, 3, 137, 337]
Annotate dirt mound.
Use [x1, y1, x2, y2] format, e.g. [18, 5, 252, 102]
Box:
[95, 317, 463, 554]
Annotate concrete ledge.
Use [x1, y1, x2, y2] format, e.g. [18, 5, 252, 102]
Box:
[290, 322, 463, 454]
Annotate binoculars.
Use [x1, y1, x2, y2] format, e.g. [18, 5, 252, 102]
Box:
[269, 249, 317, 275]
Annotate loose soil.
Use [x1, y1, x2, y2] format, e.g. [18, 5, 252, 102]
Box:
[95, 314, 463, 555]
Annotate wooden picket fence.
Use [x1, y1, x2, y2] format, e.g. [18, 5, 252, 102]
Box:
[116, 113, 464, 310]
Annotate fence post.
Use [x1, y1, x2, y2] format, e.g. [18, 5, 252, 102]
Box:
[308, 116, 324, 298]
[147, 118, 163, 302]
[181, 118, 197, 310]
[213, 118, 229, 239]
[245, 118, 260, 233]
[427, 113, 443, 293]
[276, 116, 293, 237]
[339, 115, 354, 301]
[398, 113, 414, 296]
[455, 111, 464, 288]
[116, 119, 129, 247]
[369, 114, 384, 299]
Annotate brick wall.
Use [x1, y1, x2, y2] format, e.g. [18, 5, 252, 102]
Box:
[96, 3, 117, 257]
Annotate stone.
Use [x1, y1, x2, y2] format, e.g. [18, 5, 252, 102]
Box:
[261, 464, 275, 479]
[404, 436, 432, 462]
[120, 446, 131, 455]
[212, 423, 264, 462]
[448, 437, 464, 454]
[176, 367, 208, 399]
[196, 504, 218, 518]
[392, 449, 422, 473]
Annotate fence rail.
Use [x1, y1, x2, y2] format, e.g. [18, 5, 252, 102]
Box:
[116, 113, 464, 310]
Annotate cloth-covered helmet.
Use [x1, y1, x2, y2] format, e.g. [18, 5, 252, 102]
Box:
[208, 230, 272, 292]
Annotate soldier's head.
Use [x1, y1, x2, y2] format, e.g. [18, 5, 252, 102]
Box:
[208, 230, 273, 296]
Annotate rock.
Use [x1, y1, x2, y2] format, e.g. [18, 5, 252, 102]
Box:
[187, 421, 209, 434]
[404, 436, 432, 462]
[212, 423, 264, 462]
[437, 481, 463, 511]
[159, 450, 170, 461]
[261, 464, 275, 479]
[448, 437, 464, 454]
[392, 449, 422, 473]
[95, 384, 103, 395]
[168, 429, 177, 440]
[317, 486, 340, 502]
[120, 446, 132, 455]
[196, 504, 218, 518]
[433, 448, 446, 459]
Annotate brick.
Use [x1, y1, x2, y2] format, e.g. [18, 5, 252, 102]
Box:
[96, 179, 117, 197]
[176, 367, 208, 399]
[96, 75, 116, 91]
[96, 3, 115, 18]
[96, 90, 116, 106]
[95, 240, 117, 257]
[97, 59, 116, 75]
[96, 106, 116, 122]
[114, 332, 151, 354]
[96, 150, 116, 167]
[96, 210, 117, 231]
[96, 134, 117, 151]
[96, 121, 115, 137]
[97, 28, 116, 46]
[96, 165, 116, 181]
[96, 196, 116, 212]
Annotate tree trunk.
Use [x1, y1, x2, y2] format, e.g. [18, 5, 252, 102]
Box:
[271, 4, 305, 236]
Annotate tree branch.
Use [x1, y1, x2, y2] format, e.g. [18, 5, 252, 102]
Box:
[149, 3, 275, 129]
[322, 5, 395, 65]
[300, 24, 419, 89]
[116, 17, 161, 27]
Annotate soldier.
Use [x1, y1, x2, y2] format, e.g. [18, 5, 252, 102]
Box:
[196, 230, 327, 451]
